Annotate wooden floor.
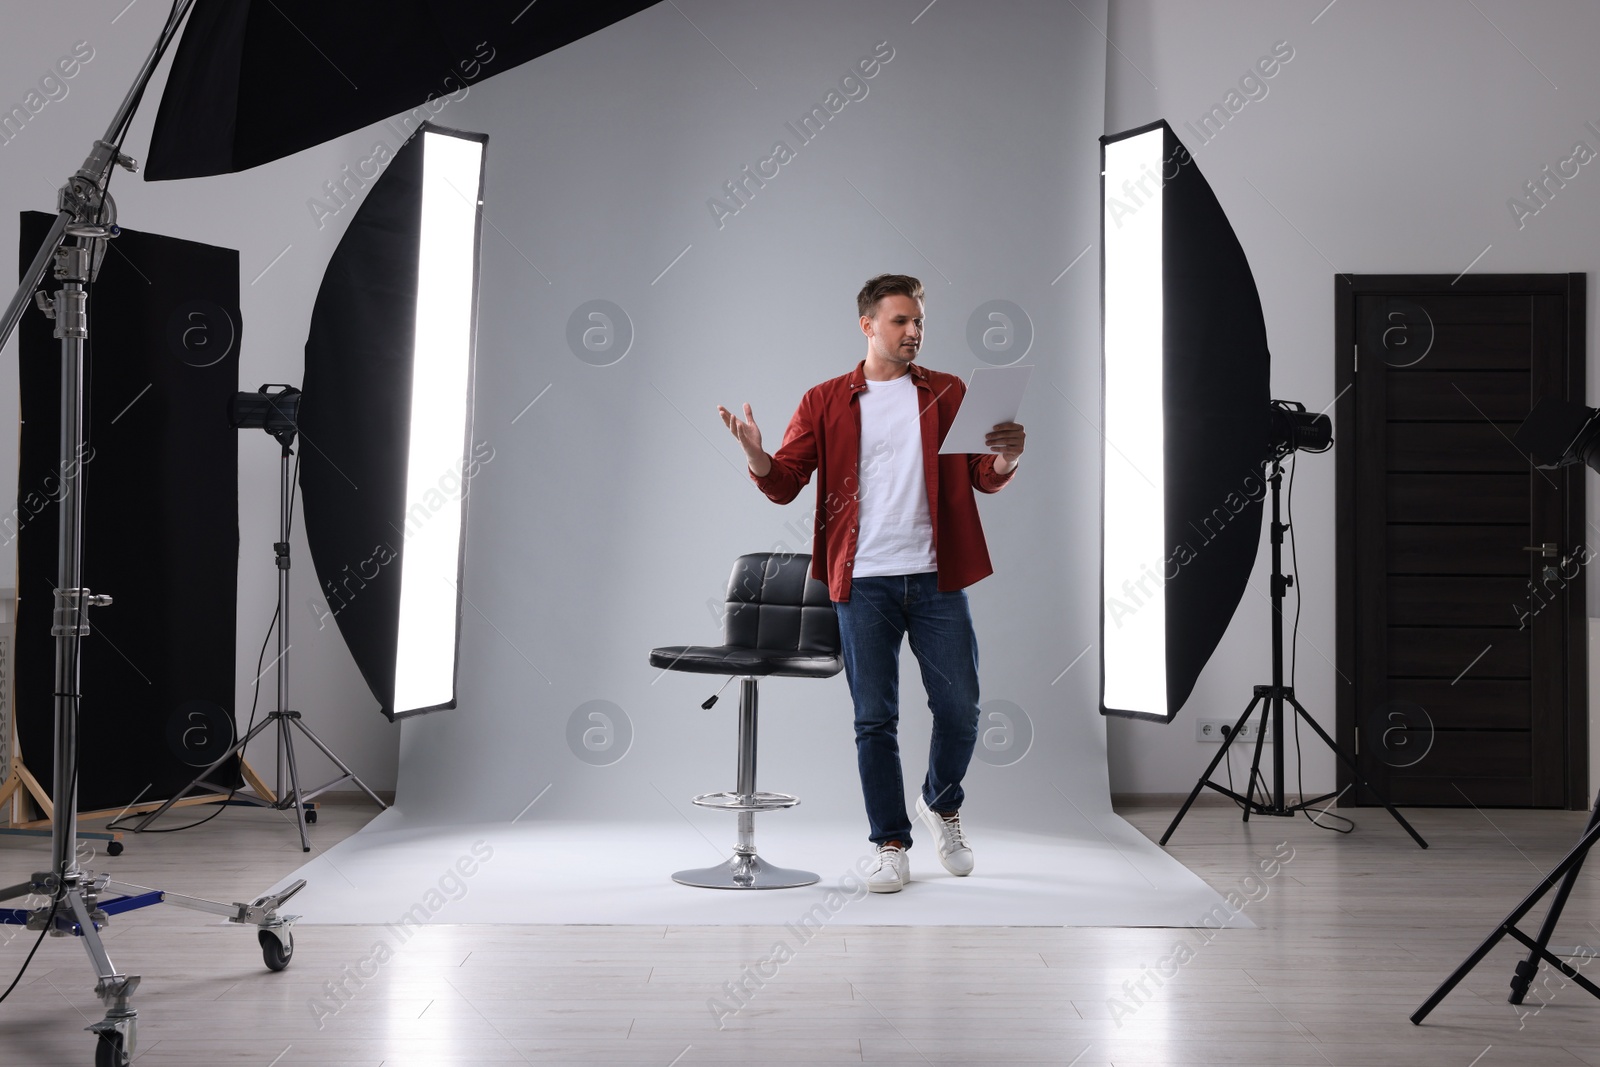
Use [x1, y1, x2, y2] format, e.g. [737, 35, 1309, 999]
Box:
[2, 794, 1599, 1065]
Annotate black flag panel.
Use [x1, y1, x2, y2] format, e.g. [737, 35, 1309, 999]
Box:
[16, 211, 241, 810]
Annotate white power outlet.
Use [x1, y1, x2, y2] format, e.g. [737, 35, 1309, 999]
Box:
[1196, 718, 1271, 744]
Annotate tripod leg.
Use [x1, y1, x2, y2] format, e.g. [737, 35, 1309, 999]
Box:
[1508, 799, 1600, 1004]
[63, 885, 141, 1062]
[1160, 695, 1263, 846]
[1242, 694, 1271, 823]
[132, 714, 280, 830]
[1287, 695, 1427, 849]
[278, 716, 310, 853]
[1414, 814, 1600, 1023]
[287, 716, 388, 810]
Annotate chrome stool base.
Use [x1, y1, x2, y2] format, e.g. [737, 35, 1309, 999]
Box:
[673, 851, 819, 890]
[671, 676, 817, 890]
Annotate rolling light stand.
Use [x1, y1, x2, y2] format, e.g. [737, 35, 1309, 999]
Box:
[0, 4, 306, 1064]
[136, 388, 387, 852]
[1158, 455, 1428, 850]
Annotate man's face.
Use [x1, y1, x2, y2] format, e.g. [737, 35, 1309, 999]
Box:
[862, 294, 924, 368]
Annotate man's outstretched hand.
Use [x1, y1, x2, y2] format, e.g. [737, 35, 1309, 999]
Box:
[718, 402, 770, 476]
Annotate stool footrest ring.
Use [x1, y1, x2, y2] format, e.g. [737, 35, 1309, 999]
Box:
[691, 790, 799, 812]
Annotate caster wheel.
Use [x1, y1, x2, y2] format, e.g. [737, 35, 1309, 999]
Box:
[260, 928, 294, 972]
[305, 809, 317, 824]
[106, 841, 124, 857]
[93, 1030, 124, 1067]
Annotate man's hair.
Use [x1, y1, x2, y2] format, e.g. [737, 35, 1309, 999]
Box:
[857, 274, 925, 319]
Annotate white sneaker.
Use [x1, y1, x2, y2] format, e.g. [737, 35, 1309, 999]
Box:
[915, 795, 974, 876]
[866, 843, 910, 893]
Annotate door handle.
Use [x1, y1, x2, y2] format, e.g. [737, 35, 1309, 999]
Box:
[1522, 543, 1558, 558]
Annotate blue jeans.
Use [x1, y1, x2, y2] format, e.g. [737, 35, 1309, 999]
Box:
[832, 572, 982, 849]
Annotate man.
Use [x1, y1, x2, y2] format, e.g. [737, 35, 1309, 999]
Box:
[716, 274, 1024, 893]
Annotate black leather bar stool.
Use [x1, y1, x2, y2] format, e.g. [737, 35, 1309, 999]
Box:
[649, 552, 842, 889]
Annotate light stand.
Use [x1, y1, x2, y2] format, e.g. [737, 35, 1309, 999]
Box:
[136, 386, 387, 851]
[0, 5, 306, 1064]
[1410, 396, 1600, 1024]
[1412, 790, 1600, 1024]
[1158, 428, 1428, 850]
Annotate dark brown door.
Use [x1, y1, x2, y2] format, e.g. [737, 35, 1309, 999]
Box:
[1336, 274, 1587, 809]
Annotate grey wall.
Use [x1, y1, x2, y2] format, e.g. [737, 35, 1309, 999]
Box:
[393, 0, 1112, 830]
[0, 2, 1110, 827]
[1102, 0, 1600, 796]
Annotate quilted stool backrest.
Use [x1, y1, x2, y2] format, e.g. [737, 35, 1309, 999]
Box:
[721, 552, 839, 654]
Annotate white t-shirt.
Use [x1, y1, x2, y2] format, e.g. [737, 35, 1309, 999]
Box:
[852, 372, 937, 578]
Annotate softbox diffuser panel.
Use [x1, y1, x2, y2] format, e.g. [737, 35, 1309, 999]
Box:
[1100, 120, 1271, 722]
[299, 123, 485, 721]
[145, 0, 660, 180]
[15, 212, 241, 810]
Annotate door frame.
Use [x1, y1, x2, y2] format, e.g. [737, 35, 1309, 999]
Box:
[1334, 273, 1588, 810]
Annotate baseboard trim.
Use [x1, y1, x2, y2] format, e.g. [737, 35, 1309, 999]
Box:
[1111, 792, 1243, 809]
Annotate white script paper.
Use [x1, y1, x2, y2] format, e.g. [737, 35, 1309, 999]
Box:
[937, 364, 1034, 454]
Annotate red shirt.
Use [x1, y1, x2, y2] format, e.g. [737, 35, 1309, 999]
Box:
[749, 359, 1016, 602]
